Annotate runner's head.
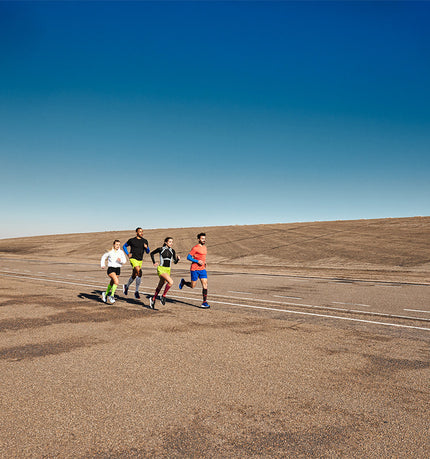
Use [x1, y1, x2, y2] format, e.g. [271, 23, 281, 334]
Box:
[163, 237, 173, 247]
[135, 227, 143, 238]
[113, 239, 121, 250]
[197, 233, 206, 245]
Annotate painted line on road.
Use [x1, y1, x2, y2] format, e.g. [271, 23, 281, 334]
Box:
[0, 273, 102, 289]
[228, 291, 252, 295]
[332, 301, 371, 307]
[404, 309, 430, 314]
[273, 295, 303, 300]
[2, 271, 430, 331]
[181, 297, 430, 332]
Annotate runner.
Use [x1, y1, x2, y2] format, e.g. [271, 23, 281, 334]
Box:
[122, 227, 150, 299]
[179, 232, 210, 308]
[149, 237, 180, 309]
[100, 239, 127, 304]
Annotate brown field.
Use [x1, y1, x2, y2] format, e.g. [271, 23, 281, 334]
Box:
[2, 216, 430, 282]
[0, 217, 429, 457]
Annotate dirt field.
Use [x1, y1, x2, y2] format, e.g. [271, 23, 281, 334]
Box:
[0, 217, 429, 457]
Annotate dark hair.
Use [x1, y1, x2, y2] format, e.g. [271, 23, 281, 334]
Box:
[197, 232, 206, 239]
[135, 227, 142, 232]
[163, 237, 173, 246]
[113, 239, 120, 245]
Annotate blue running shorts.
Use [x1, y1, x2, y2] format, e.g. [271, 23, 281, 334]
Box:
[191, 269, 207, 281]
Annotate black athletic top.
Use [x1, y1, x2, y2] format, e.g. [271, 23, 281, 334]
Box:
[150, 246, 179, 268]
[124, 237, 149, 261]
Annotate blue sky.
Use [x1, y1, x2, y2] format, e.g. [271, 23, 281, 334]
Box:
[1, 1, 429, 238]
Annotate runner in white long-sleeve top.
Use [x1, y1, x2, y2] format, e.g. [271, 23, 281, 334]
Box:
[100, 240, 127, 304]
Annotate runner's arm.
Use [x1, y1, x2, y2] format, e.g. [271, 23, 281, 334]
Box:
[150, 247, 161, 264]
[100, 252, 109, 267]
[187, 254, 200, 264]
[122, 243, 130, 256]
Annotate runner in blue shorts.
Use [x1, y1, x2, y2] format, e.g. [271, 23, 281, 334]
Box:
[179, 233, 210, 308]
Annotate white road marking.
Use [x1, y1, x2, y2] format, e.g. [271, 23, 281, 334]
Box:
[0, 273, 102, 289]
[332, 301, 371, 307]
[404, 309, 430, 314]
[229, 291, 252, 294]
[1, 271, 430, 331]
[161, 289, 430, 322]
[273, 295, 303, 300]
[174, 295, 430, 332]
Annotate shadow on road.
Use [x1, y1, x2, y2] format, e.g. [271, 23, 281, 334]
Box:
[77, 291, 154, 309]
[77, 291, 203, 310]
[149, 295, 204, 309]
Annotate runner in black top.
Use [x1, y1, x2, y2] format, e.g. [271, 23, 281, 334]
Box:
[149, 237, 180, 309]
[125, 237, 149, 261]
[122, 227, 150, 299]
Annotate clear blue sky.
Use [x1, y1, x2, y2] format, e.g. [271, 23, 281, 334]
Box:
[1, 1, 429, 238]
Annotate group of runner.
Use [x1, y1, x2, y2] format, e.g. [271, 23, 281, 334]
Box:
[100, 228, 210, 309]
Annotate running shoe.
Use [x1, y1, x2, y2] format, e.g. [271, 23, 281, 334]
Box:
[108, 295, 115, 304]
[102, 292, 107, 303]
[123, 284, 128, 295]
[135, 291, 140, 299]
[201, 301, 210, 309]
[160, 296, 166, 306]
[179, 278, 185, 290]
[149, 298, 155, 309]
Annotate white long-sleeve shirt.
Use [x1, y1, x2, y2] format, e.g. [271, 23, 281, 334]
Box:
[101, 249, 127, 268]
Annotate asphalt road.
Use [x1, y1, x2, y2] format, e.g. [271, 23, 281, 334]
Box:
[0, 258, 429, 457]
[1, 258, 430, 335]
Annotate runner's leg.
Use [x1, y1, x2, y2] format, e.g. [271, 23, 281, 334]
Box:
[201, 277, 208, 303]
[153, 277, 165, 300]
[161, 272, 173, 297]
[135, 267, 142, 292]
[109, 272, 119, 296]
[106, 276, 114, 296]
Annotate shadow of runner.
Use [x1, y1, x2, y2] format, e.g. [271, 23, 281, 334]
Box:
[148, 295, 205, 309]
[77, 291, 205, 310]
[122, 295, 152, 309]
[78, 291, 104, 303]
[77, 291, 153, 310]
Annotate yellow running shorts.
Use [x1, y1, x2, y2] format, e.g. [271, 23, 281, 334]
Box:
[157, 266, 171, 277]
[130, 258, 143, 269]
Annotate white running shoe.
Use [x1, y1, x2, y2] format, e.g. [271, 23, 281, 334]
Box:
[149, 298, 155, 309]
[108, 295, 116, 304]
[102, 292, 107, 303]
